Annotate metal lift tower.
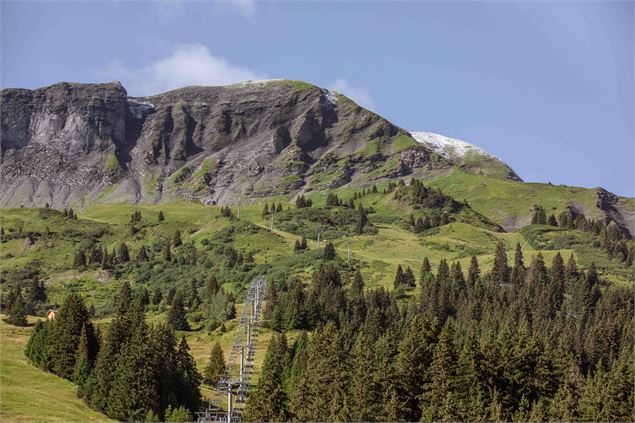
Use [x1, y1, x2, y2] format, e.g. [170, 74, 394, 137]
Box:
[196, 275, 267, 423]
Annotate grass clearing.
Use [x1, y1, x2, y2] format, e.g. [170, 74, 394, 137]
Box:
[0, 317, 112, 422]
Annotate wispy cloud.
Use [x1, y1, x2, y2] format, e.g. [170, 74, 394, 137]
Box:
[328, 78, 375, 111]
[96, 44, 266, 96]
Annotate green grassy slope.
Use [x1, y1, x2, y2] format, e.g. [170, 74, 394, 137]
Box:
[1, 177, 632, 420]
[0, 317, 112, 422]
[428, 170, 601, 229]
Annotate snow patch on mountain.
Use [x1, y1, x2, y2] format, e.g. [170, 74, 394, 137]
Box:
[411, 132, 499, 160]
[322, 89, 339, 107]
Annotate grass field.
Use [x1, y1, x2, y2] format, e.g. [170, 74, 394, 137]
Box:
[0, 316, 112, 422]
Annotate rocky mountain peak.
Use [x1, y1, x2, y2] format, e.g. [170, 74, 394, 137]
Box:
[1, 80, 455, 208]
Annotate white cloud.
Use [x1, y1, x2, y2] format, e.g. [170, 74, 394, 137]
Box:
[328, 78, 375, 111]
[96, 44, 266, 96]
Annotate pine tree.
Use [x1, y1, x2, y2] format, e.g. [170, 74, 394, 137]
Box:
[84, 284, 144, 414]
[356, 203, 368, 235]
[47, 293, 95, 379]
[467, 255, 480, 286]
[348, 331, 381, 421]
[28, 277, 47, 305]
[491, 241, 510, 285]
[420, 321, 459, 421]
[404, 266, 416, 287]
[527, 253, 549, 286]
[158, 210, 165, 222]
[152, 288, 163, 306]
[165, 406, 192, 422]
[136, 287, 151, 307]
[565, 254, 579, 283]
[323, 242, 336, 260]
[6, 285, 27, 326]
[167, 296, 189, 331]
[420, 257, 434, 286]
[244, 334, 289, 422]
[394, 315, 437, 421]
[25, 319, 53, 369]
[412, 217, 423, 233]
[421, 257, 431, 274]
[290, 322, 348, 422]
[510, 242, 526, 285]
[163, 241, 172, 262]
[437, 258, 450, 284]
[145, 409, 160, 422]
[137, 245, 149, 261]
[350, 269, 365, 296]
[451, 261, 465, 291]
[118, 242, 129, 262]
[394, 264, 405, 288]
[300, 235, 308, 250]
[73, 323, 92, 398]
[107, 325, 159, 421]
[174, 336, 201, 412]
[455, 336, 488, 421]
[114, 281, 133, 315]
[173, 230, 182, 247]
[203, 341, 225, 385]
[205, 275, 220, 300]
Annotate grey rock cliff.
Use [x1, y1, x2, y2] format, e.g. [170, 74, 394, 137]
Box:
[1, 80, 450, 208]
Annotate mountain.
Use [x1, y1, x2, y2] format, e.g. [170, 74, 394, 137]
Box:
[1, 80, 451, 208]
[1, 80, 632, 235]
[1, 82, 633, 423]
[411, 131, 522, 181]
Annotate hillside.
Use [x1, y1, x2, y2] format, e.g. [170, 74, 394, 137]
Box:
[1, 182, 633, 420]
[2, 80, 631, 238]
[0, 318, 112, 422]
[1, 80, 633, 422]
[411, 131, 522, 181]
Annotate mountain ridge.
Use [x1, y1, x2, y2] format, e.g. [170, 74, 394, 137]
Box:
[411, 131, 522, 181]
[0, 80, 451, 208]
[1, 80, 632, 234]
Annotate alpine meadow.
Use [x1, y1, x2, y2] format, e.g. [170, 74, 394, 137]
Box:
[1, 1, 634, 418]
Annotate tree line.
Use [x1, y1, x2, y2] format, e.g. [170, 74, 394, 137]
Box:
[246, 242, 633, 422]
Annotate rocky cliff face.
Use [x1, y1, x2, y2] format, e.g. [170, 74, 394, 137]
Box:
[1, 80, 451, 208]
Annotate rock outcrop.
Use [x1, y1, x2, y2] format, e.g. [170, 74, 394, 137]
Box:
[1, 80, 451, 208]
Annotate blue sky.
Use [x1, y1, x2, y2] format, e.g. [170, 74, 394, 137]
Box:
[1, 0, 633, 196]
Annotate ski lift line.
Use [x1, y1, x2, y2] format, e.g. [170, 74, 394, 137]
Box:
[213, 275, 266, 404]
